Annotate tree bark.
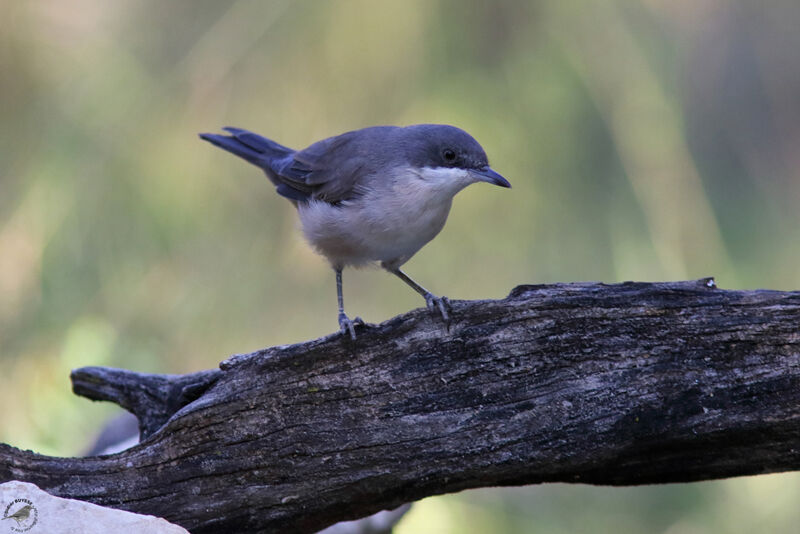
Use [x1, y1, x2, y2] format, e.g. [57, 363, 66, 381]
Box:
[2, 279, 800, 533]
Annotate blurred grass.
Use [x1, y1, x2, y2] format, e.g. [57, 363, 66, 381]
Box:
[1, 1, 799, 532]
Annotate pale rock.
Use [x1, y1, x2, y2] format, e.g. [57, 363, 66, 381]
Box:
[0, 481, 188, 534]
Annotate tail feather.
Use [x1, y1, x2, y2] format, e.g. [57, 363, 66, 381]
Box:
[199, 133, 264, 167]
[200, 127, 311, 203]
[221, 127, 295, 156]
[199, 128, 295, 169]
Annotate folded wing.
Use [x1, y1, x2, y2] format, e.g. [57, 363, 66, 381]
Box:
[200, 127, 373, 204]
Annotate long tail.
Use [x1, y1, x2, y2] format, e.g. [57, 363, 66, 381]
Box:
[199, 127, 295, 169]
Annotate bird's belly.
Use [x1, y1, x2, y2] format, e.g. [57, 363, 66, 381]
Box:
[298, 197, 452, 269]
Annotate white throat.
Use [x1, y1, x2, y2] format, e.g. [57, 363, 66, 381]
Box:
[413, 166, 476, 197]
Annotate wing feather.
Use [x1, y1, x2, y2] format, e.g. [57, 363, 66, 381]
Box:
[203, 126, 400, 205]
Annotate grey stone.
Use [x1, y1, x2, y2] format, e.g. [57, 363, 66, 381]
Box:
[1, 481, 187, 534]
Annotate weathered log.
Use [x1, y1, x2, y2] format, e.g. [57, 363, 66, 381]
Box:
[2, 279, 800, 533]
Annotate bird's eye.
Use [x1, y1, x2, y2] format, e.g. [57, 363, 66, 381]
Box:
[443, 149, 456, 162]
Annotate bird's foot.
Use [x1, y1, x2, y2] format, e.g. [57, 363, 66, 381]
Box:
[424, 293, 451, 322]
[338, 313, 364, 340]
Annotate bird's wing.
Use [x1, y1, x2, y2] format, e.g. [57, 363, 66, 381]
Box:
[201, 127, 392, 204]
[276, 131, 372, 204]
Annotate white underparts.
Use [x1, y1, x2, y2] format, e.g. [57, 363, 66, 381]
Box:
[298, 166, 478, 269]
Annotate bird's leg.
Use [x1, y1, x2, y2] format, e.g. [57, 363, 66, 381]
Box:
[384, 265, 450, 322]
[336, 268, 358, 340]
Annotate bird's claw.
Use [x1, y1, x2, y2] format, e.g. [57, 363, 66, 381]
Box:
[338, 313, 363, 340]
[424, 293, 451, 322]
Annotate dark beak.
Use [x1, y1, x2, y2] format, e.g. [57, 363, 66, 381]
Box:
[470, 166, 511, 188]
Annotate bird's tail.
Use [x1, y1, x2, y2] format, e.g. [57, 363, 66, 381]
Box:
[199, 127, 294, 168]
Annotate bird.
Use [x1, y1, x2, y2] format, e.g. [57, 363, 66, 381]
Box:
[199, 124, 510, 339]
[3, 504, 32, 526]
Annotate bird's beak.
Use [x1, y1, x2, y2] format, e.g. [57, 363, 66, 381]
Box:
[470, 166, 511, 188]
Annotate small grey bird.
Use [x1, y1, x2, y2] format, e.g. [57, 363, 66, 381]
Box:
[200, 124, 510, 339]
[3, 504, 32, 526]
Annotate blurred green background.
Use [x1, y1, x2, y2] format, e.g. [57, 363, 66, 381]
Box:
[2, 1, 799, 532]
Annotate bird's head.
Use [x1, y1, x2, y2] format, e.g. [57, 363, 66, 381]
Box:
[401, 124, 510, 193]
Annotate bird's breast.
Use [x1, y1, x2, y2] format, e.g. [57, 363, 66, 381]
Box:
[298, 177, 456, 268]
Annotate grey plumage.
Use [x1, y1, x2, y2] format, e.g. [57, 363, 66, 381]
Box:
[200, 124, 509, 339]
